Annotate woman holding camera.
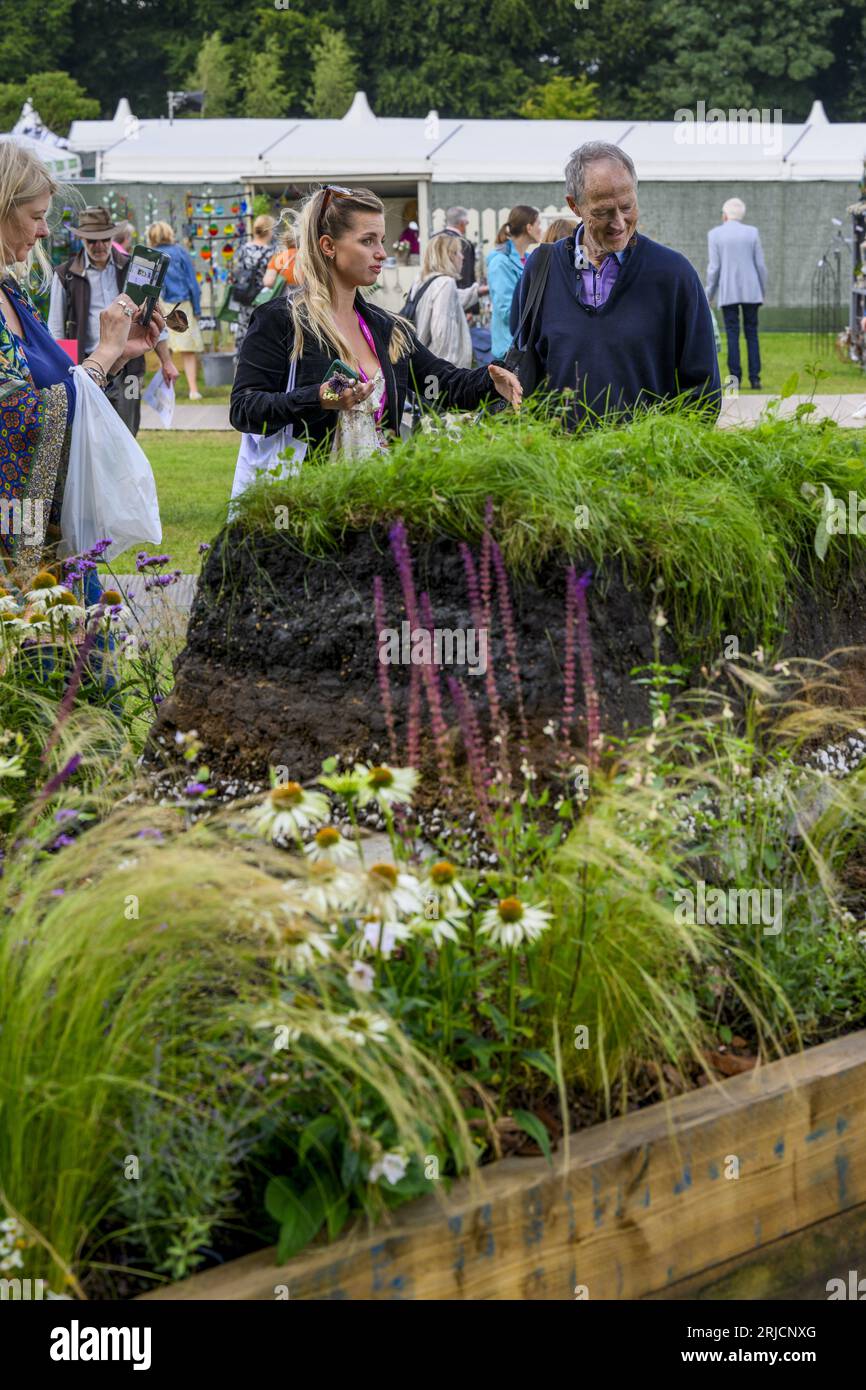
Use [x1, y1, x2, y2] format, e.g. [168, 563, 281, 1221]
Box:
[230, 186, 521, 460]
[0, 141, 163, 587]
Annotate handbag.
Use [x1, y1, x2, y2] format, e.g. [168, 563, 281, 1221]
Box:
[230, 352, 308, 507]
[62, 366, 161, 561]
[489, 244, 553, 412]
[251, 281, 286, 310]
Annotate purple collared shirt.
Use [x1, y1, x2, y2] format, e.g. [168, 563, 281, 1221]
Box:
[575, 228, 630, 308]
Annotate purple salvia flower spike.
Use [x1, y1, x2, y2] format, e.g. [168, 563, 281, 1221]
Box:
[447, 676, 492, 823]
[407, 659, 422, 770]
[561, 565, 578, 752]
[491, 537, 529, 756]
[373, 575, 399, 764]
[418, 590, 453, 786]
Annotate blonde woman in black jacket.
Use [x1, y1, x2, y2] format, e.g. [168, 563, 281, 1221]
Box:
[230, 185, 521, 459]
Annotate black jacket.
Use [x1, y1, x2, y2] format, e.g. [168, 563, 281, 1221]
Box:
[230, 292, 497, 450]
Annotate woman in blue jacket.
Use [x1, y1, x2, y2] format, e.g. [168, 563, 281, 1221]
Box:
[147, 221, 205, 398]
[485, 205, 541, 358]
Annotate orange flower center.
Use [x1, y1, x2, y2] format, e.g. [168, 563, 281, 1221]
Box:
[368, 765, 394, 788]
[271, 782, 303, 806]
[370, 862, 398, 888]
[498, 897, 524, 923]
[315, 826, 341, 847]
[430, 860, 456, 885]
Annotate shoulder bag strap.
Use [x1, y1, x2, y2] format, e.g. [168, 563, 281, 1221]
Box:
[512, 244, 553, 350]
[410, 273, 445, 307]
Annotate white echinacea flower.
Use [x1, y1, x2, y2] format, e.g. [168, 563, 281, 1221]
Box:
[328, 1009, 391, 1047]
[354, 762, 418, 810]
[248, 781, 330, 842]
[478, 895, 552, 950]
[304, 824, 356, 864]
[352, 862, 425, 921]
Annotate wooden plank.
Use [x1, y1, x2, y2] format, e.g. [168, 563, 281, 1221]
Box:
[140, 1031, 866, 1301]
[648, 1200, 866, 1301]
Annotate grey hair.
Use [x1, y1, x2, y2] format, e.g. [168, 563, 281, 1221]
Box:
[564, 142, 637, 204]
[722, 197, 745, 220]
[445, 205, 469, 226]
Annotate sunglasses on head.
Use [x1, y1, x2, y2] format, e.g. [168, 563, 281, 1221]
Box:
[318, 185, 355, 232]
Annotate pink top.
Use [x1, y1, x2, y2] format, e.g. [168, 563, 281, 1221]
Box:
[356, 310, 387, 424]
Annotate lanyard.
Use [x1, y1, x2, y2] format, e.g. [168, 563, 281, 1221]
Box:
[355, 310, 386, 423]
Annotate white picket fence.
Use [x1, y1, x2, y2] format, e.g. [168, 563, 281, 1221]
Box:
[431, 203, 573, 265]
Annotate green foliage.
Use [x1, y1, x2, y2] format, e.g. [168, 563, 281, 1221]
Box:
[520, 73, 599, 120]
[244, 38, 291, 119]
[0, 70, 99, 135]
[306, 31, 357, 119]
[195, 31, 236, 118]
[7, 0, 864, 121]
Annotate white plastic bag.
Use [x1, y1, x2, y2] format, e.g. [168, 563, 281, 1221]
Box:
[230, 354, 307, 507]
[62, 365, 162, 562]
[142, 370, 176, 428]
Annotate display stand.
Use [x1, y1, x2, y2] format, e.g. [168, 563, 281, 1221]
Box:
[184, 188, 250, 354]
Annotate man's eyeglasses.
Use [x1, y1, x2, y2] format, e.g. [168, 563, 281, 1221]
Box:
[86, 237, 113, 245]
[318, 185, 355, 231]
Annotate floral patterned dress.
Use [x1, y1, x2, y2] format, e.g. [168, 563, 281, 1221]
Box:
[0, 276, 74, 583]
[330, 312, 389, 459]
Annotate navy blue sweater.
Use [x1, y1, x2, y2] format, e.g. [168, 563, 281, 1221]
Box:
[512, 233, 721, 420]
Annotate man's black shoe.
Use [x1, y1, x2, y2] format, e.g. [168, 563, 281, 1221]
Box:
[750, 380, 762, 390]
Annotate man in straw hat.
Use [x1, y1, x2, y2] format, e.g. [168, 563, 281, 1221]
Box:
[48, 205, 176, 435]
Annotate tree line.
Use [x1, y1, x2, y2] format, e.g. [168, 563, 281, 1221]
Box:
[2, 0, 863, 134]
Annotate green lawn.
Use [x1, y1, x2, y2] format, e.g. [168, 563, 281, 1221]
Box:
[717, 331, 864, 395]
[103, 431, 236, 575]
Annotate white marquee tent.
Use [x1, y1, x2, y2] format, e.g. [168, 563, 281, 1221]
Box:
[71, 93, 863, 187]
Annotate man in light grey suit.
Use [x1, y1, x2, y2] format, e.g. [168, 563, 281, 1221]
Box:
[706, 197, 768, 389]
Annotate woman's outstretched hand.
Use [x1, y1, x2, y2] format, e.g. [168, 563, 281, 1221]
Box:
[488, 364, 523, 409]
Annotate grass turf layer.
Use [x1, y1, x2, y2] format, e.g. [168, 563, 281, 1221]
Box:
[230, 410, 866, 654]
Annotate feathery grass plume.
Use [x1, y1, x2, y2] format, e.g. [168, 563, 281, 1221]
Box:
[0, 800, 476, 1290]
[39, 625, 100, 761]
[446, 676, 491, 822]
[373, 575, 398, 764]
[419, 590, 453, 787]
[490, 536, 529, 756]
[571, 568, 600, 767]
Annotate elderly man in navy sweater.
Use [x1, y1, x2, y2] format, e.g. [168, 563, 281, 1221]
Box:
[511, 142, 721, 422]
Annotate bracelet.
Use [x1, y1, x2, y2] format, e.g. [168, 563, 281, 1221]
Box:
[81, 358, 108, 389]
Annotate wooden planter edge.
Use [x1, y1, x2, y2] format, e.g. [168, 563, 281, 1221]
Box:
[140, 1031, 866, 1301]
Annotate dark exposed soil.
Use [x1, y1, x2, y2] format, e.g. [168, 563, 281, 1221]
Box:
[152, 522, 866, 787]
